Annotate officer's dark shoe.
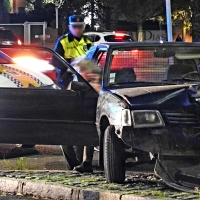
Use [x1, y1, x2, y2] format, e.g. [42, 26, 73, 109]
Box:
[74, 161, 93, 173]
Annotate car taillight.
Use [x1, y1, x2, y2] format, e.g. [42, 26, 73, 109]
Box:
[17, 40, 22, 45]
[115, 33, 125, 40]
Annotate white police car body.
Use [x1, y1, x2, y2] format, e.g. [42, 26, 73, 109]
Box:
[85, 31, 133, 45]
[0, 50, 55, 88]
[0, 63, 54, 88]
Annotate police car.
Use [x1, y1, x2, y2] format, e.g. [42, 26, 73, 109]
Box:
[0, 50, 55, 88]
[0, 46, 57, 83]
[85, 31, 133, 45]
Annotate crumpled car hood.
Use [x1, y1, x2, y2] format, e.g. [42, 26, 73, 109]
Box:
[110, 84, 200, 111]
[111, 84, 194, 98]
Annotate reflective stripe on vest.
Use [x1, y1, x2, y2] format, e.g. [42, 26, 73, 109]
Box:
[60, 35, 92, 60]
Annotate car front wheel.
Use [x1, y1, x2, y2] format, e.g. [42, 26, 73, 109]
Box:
[103, 125, 125, 183]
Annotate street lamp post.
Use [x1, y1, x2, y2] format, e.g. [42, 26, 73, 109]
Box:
[94, 23, 100, 31]
[165, 0, 173, 42]
[55, 0, 59, 29]
[91, 0, 95, 31]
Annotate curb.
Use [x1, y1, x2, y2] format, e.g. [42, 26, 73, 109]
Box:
[0, 177, 154, 200]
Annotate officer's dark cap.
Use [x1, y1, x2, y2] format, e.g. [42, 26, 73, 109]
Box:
[69, 15, 85, 25]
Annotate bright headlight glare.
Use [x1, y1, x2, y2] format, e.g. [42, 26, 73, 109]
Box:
[132, 110, 164, 128]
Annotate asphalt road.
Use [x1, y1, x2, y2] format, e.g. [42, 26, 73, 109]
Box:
[0, 144, 67, 171]
[0, 145, 151, 199]
[0, 144, 154, 172]
[0, 144, 155, 200]
[1, 145, 200, 199]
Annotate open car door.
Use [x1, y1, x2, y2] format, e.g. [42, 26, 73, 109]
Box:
[0, 46, 99, 146]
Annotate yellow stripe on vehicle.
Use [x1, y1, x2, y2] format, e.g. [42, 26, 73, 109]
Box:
[0, 65, 43, 88]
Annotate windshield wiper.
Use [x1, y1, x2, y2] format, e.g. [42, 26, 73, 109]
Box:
[109, 81, 176, 86]
[170, 78, 200, 82]
[109, 81, 146, 86]
[165, 72, 200, 82]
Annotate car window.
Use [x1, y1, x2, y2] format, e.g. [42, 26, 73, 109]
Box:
[0, 48, 53, 63]
[0, 30, 18, 41]
[0, 46, 91, 89]
[97, 51, 107, 68]
[108, 47, 199, 85]
[87, 34, 101, 42]
[92, 35, 101, 42]
[0, 47, 66, 88]
[104, 35, 133, 42]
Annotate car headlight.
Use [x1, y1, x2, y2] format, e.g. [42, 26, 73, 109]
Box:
[132, 110, 164, 128]
[122, 109, 132, 126]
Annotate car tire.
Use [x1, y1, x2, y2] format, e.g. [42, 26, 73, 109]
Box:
[103, 125, 125, 183]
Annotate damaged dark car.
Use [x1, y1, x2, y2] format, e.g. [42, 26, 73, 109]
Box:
[86, 42, 200, 192]
[2, 43, 200, 192]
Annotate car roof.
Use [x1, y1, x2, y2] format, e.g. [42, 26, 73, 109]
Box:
[85, 32, 130, 36]
[96, 42, 200, 49]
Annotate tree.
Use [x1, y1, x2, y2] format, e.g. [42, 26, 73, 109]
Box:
[3, 0, 11, 12]
[121, 0, 164, 41]
[161, 0, 199, 42]
[58, 0, 90, 33]
[191, 0, 200, 41]
[26, 0, 44, 11]
[99, 0, 123, 30]
[170, 0, 191, 41]
[24, 0, 92, 34]
[23, 0, 200, 42]
[100, 0, 163, 40]
[0, 0, 10, 23]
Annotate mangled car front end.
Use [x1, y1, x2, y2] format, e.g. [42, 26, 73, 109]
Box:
[97, 82, 200, 192]
[91, 43, 200, 192]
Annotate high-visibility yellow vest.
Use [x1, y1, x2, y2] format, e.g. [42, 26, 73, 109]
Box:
[60, 34, 92, 60]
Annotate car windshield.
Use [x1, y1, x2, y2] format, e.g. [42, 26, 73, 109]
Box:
[108, 46, 200, 86]
[104, 35, 133, 42]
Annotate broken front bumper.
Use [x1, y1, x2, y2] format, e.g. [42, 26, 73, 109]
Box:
[121, 119, 200, 192]
[155, 154, 200, 193]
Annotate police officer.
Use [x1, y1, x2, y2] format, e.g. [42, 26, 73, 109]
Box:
[54, 15, 93, 89]
[54, 15, 94, 173]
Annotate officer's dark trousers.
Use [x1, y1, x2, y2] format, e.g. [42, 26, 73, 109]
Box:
[61, 145, 94, 170]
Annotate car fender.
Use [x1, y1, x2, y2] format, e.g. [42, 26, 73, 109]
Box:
[96, 90, 131, 136]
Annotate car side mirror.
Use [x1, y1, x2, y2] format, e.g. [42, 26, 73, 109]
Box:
[71, 81, 90, 92]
